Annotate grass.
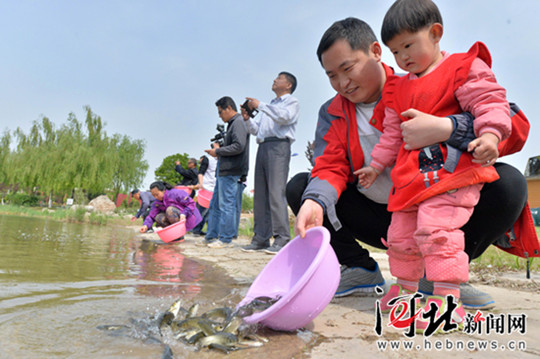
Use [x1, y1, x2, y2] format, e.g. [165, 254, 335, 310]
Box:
[0, 204, 124, 226]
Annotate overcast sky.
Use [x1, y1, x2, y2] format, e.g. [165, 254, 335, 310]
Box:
[0, 0, 538, 192]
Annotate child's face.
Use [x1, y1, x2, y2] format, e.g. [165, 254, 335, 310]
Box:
[386, 25, 442, 77]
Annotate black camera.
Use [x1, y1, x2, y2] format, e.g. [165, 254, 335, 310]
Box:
[241, 100, 259, 118]
[210, 124, 226, 148]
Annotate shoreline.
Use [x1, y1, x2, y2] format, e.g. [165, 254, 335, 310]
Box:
[136, 227, 540, 358]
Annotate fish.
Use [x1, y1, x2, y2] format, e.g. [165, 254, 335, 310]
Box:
[198, 332, 238, 348]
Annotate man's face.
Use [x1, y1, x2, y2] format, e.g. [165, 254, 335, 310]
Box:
[321, 39, 384, 104]
[217, 106, 234, 122]
[271, 74, 291, 94]
[133, 192, 140, 200]
[187, 161, 196, 169]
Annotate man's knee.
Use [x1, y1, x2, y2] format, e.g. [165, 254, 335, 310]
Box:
[286, 172, 309, 215]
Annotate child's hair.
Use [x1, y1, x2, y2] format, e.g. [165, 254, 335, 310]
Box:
[381, 0, 442, 45]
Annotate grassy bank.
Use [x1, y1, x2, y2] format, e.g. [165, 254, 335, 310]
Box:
[0, 204, 131, 226]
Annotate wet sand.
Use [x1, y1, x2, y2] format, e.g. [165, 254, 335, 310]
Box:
[138, 227, 540, 358]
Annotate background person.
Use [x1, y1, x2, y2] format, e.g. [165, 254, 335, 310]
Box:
[175, 158, 199, 198]
[286, 17, 535, 310]
[203, 96, 250, 248]
[140, 181, 202, 239]
[190, 154, 217, 236]
[130, 189, 156, 230]
[240, 72, 300, 254]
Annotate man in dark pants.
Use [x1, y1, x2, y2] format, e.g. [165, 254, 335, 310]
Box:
[240, 72, 300, 254]
[287, 17, 531, 309]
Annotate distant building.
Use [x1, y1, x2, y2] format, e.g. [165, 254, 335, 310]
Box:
[525, 156, 540, 208]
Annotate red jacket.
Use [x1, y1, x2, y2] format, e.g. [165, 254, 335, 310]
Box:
[303, 62, 538, 259]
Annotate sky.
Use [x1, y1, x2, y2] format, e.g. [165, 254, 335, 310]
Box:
[0, 0, 538, 192]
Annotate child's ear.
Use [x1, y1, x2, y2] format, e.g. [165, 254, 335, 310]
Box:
[430, 23, 443, 43]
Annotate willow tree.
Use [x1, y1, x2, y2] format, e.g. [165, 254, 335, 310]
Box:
[4, 106, 149, 206]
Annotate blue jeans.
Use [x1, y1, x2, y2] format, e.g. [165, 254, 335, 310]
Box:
[192, 203, 209, 234]
[205, 174, 240, 243]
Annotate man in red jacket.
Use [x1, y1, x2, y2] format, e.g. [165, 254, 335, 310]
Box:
[287, 17, 536, 309]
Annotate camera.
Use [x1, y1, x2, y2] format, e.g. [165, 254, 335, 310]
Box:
[210, 124, 226, 148]
[241, 100, 259, 118]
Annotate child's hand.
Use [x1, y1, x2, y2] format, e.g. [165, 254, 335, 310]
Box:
[468, 132, 500, 167]
[354, 166, 380, 189]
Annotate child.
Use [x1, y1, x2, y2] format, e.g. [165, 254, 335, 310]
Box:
[356, 0, 511, 332]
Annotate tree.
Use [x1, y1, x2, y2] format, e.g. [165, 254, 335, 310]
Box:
[154, 153, 191, 185]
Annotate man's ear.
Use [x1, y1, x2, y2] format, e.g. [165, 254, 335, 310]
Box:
[430, 23, 443, 43]
[370, 41, 382, 61]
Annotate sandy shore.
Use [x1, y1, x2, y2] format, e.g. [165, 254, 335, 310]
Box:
[138, 227, 540, 358]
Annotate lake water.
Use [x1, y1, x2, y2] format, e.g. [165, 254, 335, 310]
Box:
[0, 214, 313, 358]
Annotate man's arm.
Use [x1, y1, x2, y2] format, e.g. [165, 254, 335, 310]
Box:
[215, 119, 248, 157]
[296, 98, 351, 235]
[257, 96, 300, 125]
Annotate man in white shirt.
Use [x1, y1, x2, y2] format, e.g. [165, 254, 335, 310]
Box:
[241, 72, 300, 254]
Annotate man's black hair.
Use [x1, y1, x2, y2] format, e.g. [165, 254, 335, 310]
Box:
[215, 96, 237, 112]
[317, 17, 378, 64]
[381, 0, 442, 45]
[279, 71, 298, 94]
[131, 189, 140, 196]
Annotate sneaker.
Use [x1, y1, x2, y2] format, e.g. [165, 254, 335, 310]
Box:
[192, 231, 206, 237]
[241, 243, 268, 253]
[207, 240, 234, 249]
[195, 238, 215, 247]
[379, 284, 417, 313]
[147, 228, 154, 233]
[415, 295, 466, 335]
[334, 264, 386, 298]
[264, 244, 283, 255]
[418, 278, 495, 310]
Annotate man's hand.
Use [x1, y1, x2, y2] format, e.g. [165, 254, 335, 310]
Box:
[294, 199, 324, 238]
[140, 225, 148, 233]
[469, 132, 500, 166]
[245, 97, 260, 110]
[131, 216, 137, 222]
[354, 166, 379, 189]
[400, 109, 454, 150]
[205, 144, 219, 158]
[240, 107, 250, 121]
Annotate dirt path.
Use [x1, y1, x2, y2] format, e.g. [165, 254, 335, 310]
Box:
[138, 228, 540, 358]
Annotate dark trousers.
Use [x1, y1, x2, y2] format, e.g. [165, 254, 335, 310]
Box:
[286, 163, 527, 270]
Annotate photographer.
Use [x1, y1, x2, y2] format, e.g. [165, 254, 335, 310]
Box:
[241, 72, 300, 254]
[204, 96, 250, 248]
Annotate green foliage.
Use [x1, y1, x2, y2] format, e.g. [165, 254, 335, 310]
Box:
[0, 106, 148, 201]
[5, 193, 40, 206]
[241, 192, 254, 212]
[154, 153, 191, 185]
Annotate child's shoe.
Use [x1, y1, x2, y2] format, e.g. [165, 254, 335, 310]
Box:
[415, 295, 466, 335]
[379, 283, 417, 313]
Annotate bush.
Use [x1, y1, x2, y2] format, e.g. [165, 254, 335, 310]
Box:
[241, 193, 253, 212]
[5, 193, 40, 206]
